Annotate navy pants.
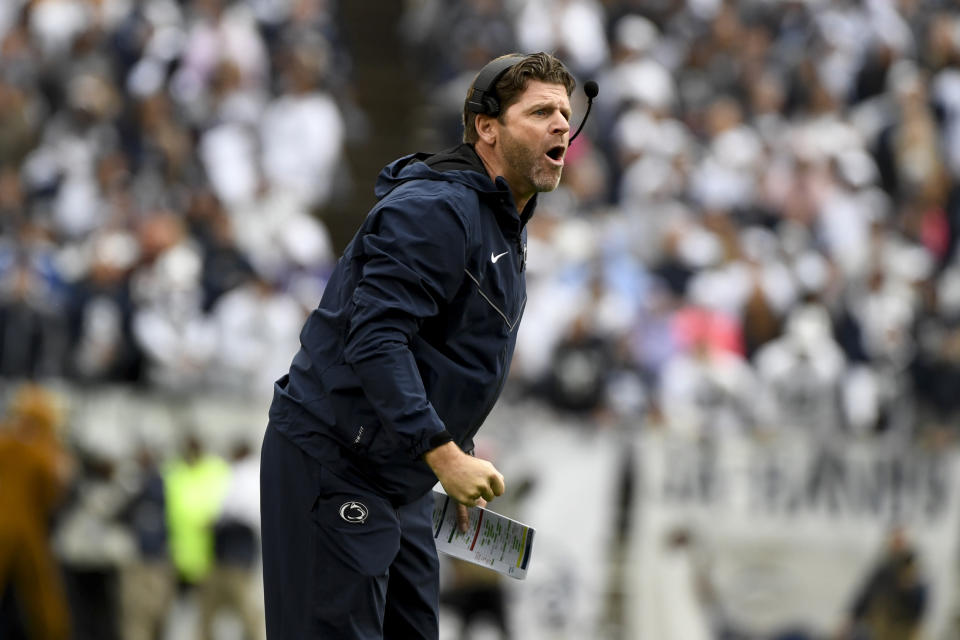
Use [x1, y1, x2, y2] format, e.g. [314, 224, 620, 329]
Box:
[260, 424, 440, 639]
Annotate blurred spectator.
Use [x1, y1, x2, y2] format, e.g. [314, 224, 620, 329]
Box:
[515, 0, 609, 77]
[875, 62, 948, 212]
[173, 0, 269, 103]
[0, 165, 25, 236]
[186, 189, 255, 311]
[403, 0, 517, 87]
[601, 14, 675, 118]
[838, 528, 927, 640]
[0, 76, 41, 168]
[753, 303, 848, 438]
[0, 384, 71, 640]
[130, 211, 217, 392]
[0, 222, 70, 379]
[117, 444, 173, 640]
[910, 276, 960, 435]
[258, 39, 345, 210]
[537, 262, 646, 422]
[66, 228, 143, 383]
[225, 175, 335, 307]
[441, 558, 510, 640]
[638, 527, 713, 640]
[163, 434, 230, 586]
[200, 438, 263, 640]
[541, 311, 614, 416]
[657, 306, 755, 439]
[843, 250, 928, 436]
[53, 448, 133, 640]
[209, 272, 305, 399]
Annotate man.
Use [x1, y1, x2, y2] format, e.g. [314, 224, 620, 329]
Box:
[260, 52, 576, 639]
[839, 528, 927, 640]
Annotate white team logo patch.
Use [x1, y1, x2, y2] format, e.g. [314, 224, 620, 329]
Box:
[339, 501, 369, 524]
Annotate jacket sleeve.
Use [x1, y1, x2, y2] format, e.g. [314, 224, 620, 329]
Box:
[343, 193, 469, 459]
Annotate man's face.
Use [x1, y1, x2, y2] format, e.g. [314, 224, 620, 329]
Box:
[496, 80, 572, 200]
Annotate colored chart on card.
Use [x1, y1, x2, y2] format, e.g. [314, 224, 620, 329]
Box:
[432, 490, 535, 580]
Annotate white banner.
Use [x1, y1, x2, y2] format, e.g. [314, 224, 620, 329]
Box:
[627, 433, 960, 640]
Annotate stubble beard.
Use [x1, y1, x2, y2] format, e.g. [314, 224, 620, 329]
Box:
[501, 129, 563, 194]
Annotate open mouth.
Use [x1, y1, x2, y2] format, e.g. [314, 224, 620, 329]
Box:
[545, 145, 565, 165]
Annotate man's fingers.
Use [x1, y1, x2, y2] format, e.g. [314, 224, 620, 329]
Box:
[476, 472, 505, 503]
[456, 503, 470, 533]
[490, 471, 505, 497]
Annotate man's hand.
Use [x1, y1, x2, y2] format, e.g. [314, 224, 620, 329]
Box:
[423, 441, 505, 507]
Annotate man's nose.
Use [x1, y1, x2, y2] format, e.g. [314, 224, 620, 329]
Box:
[551, 113, 570, 136]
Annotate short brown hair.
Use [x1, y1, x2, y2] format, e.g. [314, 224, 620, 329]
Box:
[462, 52, 576, 144]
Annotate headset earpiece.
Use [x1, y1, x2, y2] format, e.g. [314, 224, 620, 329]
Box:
[466, 55, 525, 117]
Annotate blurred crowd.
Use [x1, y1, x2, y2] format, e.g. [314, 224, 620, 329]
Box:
[0, 383, 263, 640]
[6, 0, 960, 443]
[0, 0, 349, 399]
[405, 0, 960, 450]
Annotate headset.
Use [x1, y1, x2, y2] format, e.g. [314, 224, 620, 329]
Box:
[465, 55, 598, 141]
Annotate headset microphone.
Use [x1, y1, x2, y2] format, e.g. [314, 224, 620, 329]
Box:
[569, 80, 598, 143]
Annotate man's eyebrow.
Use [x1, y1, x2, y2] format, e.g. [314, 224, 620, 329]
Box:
[529, 101, 572, 117]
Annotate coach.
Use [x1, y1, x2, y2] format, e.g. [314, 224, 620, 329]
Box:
[260, 52, 577, 639]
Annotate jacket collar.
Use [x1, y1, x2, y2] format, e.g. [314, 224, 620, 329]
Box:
[375, 144, 536, 230]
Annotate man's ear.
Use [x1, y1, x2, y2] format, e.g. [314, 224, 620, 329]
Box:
[475, 113, 498, 146]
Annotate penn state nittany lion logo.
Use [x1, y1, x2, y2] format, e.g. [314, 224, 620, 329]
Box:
[339, 501, 369, 524]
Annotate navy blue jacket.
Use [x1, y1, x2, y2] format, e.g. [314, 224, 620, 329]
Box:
[269, 144, 534, 505]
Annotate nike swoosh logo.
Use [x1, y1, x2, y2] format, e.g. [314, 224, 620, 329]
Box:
[491, 251, 509, 264]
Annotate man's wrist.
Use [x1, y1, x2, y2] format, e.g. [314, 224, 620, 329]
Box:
[422, 439, 462, 470]
[427, 430, 454, 450]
